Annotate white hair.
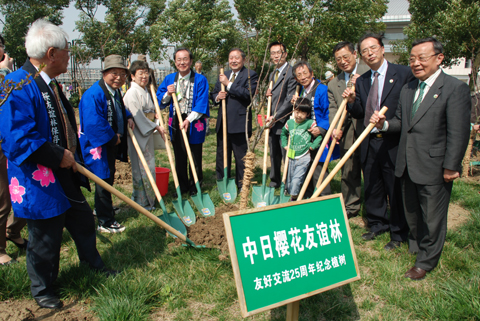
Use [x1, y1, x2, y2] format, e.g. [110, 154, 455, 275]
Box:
[25, 19, 69, 59]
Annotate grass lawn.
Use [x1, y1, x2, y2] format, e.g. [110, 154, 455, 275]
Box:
[1, 107, 479, 320]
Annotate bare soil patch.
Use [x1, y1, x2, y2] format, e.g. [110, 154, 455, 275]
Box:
[0, 299, 96, 321]
[174, 204, 239, 255]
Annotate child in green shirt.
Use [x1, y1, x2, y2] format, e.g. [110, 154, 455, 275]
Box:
[281, 100, 323, 200]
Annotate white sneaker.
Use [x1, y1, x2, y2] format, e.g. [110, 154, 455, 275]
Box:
[97, 221, 126, 233]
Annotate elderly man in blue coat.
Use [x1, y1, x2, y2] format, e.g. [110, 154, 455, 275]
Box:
[157, 48, 209, 195]
[79, 55, 134, 234]
[0, 19, 113, 309]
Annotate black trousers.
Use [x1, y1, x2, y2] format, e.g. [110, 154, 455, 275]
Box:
[172, 116, 203, 193]
[268, 133, 286, 188]
[26, 181, 104, 298]
[95, 146, 117, 226]
[216, 132, 248, 190]
[362, 136, 408, 242]
[401, 170, 452, 271]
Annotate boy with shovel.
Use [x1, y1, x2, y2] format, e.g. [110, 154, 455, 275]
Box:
[280, 100, 323, 201]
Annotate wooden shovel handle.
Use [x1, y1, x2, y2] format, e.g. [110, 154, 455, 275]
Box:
[297, 95, 349, 200]
[220, 68, 228, 166]
[128, 127, 163, 204]
[262, 81, 274, 175]
[76, 162, 187, 242]
[282, 86, 300, 184]
[316, 107, 348, 188]
[149, 84, 181, 189]
[312, 106, 389, 198]
[172, 93, 200, 183]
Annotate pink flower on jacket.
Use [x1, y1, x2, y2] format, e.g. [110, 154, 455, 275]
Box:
[90, 147, 102, 160]
[194, 120, 204, 132]
[168, 117, 173, 127]
[9, 177, 26, 204]
[78, 124, 81, 138]
[32, 164, 56, 187]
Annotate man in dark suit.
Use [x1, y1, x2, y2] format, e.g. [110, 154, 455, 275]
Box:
[211, 48, 258, 190]
[328, 41, 369, 219]
[266, 41, 298, 188]
[371, 38, 471, 279]
[344, 33, 414, 250]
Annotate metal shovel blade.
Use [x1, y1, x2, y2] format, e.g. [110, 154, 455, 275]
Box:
[157, 199, 187, 237]
[278, 182, 291, 204]
[191, 182, 215, 217]
[252, 173, 277, 207]
[171, 187, 196, 226]
[217, 168, 237, 203]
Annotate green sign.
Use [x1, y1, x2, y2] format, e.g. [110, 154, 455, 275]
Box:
[223, 194, 360, 317]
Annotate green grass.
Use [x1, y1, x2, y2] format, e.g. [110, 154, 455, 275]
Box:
[1, 106, 479, 320]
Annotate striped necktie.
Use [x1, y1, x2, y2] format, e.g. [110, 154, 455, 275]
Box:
[411, 81, 427, 120]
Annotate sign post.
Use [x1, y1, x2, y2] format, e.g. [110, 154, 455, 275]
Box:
[223, 194, 360, 318]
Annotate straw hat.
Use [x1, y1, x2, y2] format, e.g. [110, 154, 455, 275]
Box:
[102, 55, 128, 72]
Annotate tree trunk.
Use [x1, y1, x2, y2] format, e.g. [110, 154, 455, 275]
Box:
[462, 128, 476, 178]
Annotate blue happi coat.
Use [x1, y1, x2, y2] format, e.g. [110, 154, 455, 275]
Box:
[308, 81, 340, 162]
[79, 80, 132, 179]
[156, 71, 209, 144]
[0, 63, 79, 219]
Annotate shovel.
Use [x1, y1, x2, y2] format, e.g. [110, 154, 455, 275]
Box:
[216, 68, 238, 203]
[172, 93, 215, 218]
[278, 85, 301, 204]
[150, 85, 196, 227]
[314, 82, 355, 192]
[252, 81, 276, 207]
[127, 127, 186, 237]
[76, 163, 203, 248]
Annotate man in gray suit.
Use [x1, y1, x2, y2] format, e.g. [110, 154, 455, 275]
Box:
[328, 41, 368, 219]
[371, 37, 471, 280]
[266, 41, 298, 188]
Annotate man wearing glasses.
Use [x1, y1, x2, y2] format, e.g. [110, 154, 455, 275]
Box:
[79, 54, 134, 233]
[327, 41, 368, 219]
[266, 41, 298, 188]
[370, 38, 471, 280]
[343, 34, 414, 251]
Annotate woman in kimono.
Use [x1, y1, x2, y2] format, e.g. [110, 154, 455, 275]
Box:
[123, 60, 165, 210]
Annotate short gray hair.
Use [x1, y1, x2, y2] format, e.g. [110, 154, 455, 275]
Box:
[25, 19, 69, 59]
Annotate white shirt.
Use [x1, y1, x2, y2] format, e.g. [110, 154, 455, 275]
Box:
[215, 70, 239, 103]
[414, 68, 442, 103]
[161, 70, 202, 123]
[276, 62, 288, 77]
[344, 65, 358, 84]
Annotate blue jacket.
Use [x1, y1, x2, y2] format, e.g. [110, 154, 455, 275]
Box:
[156, 71, 209, 144]
[308, 81, 340, 162]
[79, 79, 132, 179]
[0, 62, 81, 219]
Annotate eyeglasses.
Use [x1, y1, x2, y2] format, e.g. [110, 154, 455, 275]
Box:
[136, 71, 149, 77]
[270, 50, 285, 57]
[175, 58, 190, 63]
[109, 72, 128, 79]
[360, 45, 381, 55]
[409, 53, 439, 64]
[335, 53, 353, 62]
[54, 47, 71, 56]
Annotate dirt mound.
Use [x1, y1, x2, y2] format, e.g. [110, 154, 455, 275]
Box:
[175, 203, 239, 254]
[114, 160, 132, 186]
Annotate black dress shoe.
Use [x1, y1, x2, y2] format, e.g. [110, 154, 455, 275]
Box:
[347, 212, 358, 219]
[361, 232, 378, 241]
[35, 296, 63, 309]
[190, 190, 197, 196]
[384, 240, 402, 251]
[6, 237, 28, 249]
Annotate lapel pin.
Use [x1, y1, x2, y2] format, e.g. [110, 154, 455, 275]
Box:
[389, 79, 393, 83]
[433, 94, 438, 99]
